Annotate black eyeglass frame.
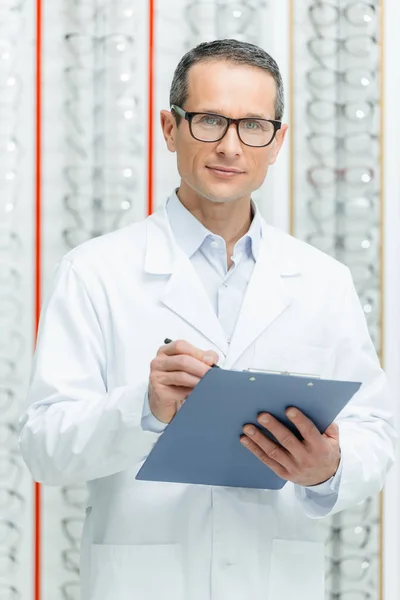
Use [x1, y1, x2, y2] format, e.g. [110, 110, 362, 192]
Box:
[171, 104, 282, 148]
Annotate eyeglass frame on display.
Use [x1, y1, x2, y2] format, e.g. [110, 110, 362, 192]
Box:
[307, 34, 379, 61]
[325, 553, 378, 582]
[0, 518, 22, 550]
[61, 484, 89, 511]
[309, 2, 377, 29]
[305, 66, 376, 90]
[307, 166, 375, 188]
[306, 132, 379, 158]
[0, 454, 23, 490]
[306, 99, 376, 122]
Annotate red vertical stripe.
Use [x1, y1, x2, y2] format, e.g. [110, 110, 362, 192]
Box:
[34, 0, 42, 598]
[147, 0, 155, 216]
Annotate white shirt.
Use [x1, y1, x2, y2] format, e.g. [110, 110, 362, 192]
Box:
[142, 191, 341, 502]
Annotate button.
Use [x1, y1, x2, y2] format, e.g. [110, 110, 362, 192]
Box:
[222, 561, 234, 568]
[210, 241, 219, 249]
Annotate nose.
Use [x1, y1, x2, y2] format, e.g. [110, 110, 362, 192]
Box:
[215, 122, 243, 157]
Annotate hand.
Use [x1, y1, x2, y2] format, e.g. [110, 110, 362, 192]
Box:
[240, 409, 340, 487]
[148, 339, 219, 424]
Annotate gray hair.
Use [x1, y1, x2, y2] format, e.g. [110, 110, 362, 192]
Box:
[170, 38, 284, 122]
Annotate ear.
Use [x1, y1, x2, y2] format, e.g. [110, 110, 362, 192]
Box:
[160, 110, 177, 153]
[268, 123, 289, 166]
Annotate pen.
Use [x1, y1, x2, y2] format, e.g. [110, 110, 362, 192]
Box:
[164, 338, 220, 368]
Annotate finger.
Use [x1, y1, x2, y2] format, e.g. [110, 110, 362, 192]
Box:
[152, 354, 212, 378]
[285, 408, 322, 446]
[242, 425, 294, 472]
[160, 339, 219, 365]
[157, 371, 201, 388]
[257, 413, 305, 456]
[240, 435, 289, 479]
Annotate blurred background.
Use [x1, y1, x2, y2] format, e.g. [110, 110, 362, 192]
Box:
[1, 0, 400, 599]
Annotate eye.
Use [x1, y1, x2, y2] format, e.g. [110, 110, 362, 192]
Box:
[199, 115, 222, 126]
[244, 120, 261, 130]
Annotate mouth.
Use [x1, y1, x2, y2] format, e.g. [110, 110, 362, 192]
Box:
[206, 166, 245, 178]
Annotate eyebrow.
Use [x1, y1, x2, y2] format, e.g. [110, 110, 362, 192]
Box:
[194, 108, 271, 120]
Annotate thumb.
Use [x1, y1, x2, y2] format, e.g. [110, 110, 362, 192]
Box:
[324, 422, 339, 440]
[202, 351, 219, 366]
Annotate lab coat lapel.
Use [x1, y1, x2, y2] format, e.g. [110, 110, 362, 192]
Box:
[161, 254, 228, 353]
[225, 224, 300, 368]
[144, 207, 228, 355]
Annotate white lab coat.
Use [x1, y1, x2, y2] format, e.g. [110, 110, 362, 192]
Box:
[19, 202, 395, 600]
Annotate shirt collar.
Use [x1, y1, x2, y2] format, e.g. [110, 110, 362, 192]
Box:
[166, 189, 262, 261]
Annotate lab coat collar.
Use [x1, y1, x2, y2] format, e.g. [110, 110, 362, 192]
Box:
[144, 201, 301, 362]
[166, 189, 263, 262]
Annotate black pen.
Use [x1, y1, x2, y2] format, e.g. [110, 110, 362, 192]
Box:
[164, 338, 220, 368]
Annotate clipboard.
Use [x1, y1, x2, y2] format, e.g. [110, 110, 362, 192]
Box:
[136, 368, 361, 490]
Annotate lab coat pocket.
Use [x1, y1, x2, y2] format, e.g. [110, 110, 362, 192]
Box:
[90, 543, 184, 600]
[253, 343, 334, 379]
[267, 539, 324, 600]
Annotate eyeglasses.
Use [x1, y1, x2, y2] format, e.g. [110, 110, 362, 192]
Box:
[61, 484, 89, 511]
[0, 488, 24, 515]
[324, 522, 378, 549]
[61, 517, 84, 549]
[64, 97, 141, 135]
[309, 2, 377, 28]
[307, 133, 378, 158]
[65, 33, 135, 67]
[0, 422, 18, 451]
[306, 67, 376, 90]
[0, 519, 21, 550]
[307, 34, 378, 60]
[307, 195, 378, 227]
[0, 264, 21, 292]
[0, 455, 22, 489]
[349, 262, 377, 290]
[0, 328, 24, 359]
[62, 548, 80, 575]
[0, 229, 22, 255]
[185, 1, 262, 38]
[64, 0, 138, 32]
[0, 107, 17, 137]
[307, 100, 374, 122]
[0, 295, 22, 324]
[0, 136, 21, 167]
[65, 131, 142, 162]
[306, 231, 377, 257]
[0, 74, 21, 106]
[0, 0, 25, 10]
[0, 583, 21, 600]
[64, 194, 132, 232]
[307, 166, 374, 188]
[64, 66, 137, 101]
[64, 166, 137, 195]
[60, 580, 79, 600]
[0, 387, 15, 413]
[0, 40, 18, 74]
[171, 105, 281, 148]
[0, 550, 17, 577]
[63, 225, 112, 249]
[325, 554, 377, 582]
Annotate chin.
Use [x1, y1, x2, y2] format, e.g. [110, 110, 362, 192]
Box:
[198, 186, 247, 204]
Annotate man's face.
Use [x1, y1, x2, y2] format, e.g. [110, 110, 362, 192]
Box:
[161, 60, 288, 204]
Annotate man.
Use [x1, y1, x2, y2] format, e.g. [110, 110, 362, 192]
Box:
[20, 39, 395, 600]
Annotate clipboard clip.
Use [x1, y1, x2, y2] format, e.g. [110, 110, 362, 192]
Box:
[244, 368, 321, 379]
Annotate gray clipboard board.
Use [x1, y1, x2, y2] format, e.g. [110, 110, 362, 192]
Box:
[136, 368, 361, 490]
